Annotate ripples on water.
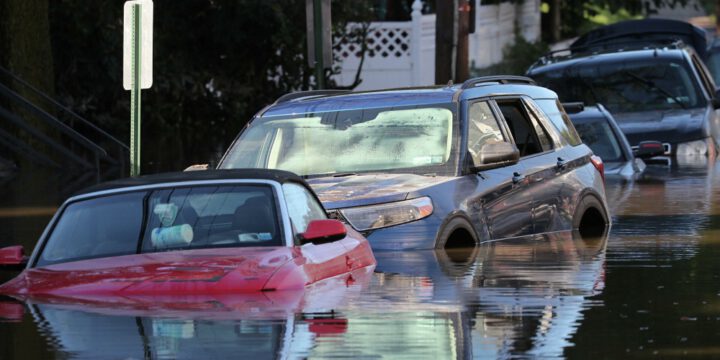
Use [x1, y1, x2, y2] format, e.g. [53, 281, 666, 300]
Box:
[1, 162, 719, 359]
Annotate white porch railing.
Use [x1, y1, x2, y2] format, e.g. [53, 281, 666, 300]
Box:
[333, 0, 540, 91]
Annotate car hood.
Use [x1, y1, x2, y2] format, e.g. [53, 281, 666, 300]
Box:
[0, 247, 296, 296]
[307, 173, 453, 209]
[613, 108, 708, 145]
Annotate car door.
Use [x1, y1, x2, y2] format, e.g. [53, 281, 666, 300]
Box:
[465, 99, 533, 239]
[492, 98, 560, 235]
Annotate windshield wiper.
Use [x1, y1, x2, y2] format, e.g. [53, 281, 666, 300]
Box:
[623, 71, 688, 109]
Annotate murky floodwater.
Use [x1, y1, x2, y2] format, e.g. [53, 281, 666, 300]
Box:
[1, 160, 719, 359]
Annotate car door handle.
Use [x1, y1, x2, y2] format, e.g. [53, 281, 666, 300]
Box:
[556, 157, 568, 169]
[512, 172, 525, 184]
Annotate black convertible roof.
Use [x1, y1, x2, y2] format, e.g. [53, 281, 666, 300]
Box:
[76, 169, 307, 196]
[570, 18, 707, 58]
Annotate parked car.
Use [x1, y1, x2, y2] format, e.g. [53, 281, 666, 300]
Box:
[218, 76, 610, 250]
[570, 18, 708, 59]
[563, 102, 665, 177]
[528, 41, 720, 159]
[0, 169, 376, 295]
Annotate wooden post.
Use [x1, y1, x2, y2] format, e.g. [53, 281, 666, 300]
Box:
[435, 0, 454, 84]
[456, 0, 470, 82]
[411, 0, 423, 86]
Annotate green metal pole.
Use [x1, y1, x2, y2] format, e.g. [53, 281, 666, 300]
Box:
[313, 0, 325, 89]
[130, 3, 142, 176]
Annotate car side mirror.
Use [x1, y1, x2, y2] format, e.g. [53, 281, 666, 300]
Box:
[0, 246, 27, 269]
[299, 219, 347, 245]
[561, 102, 585, 114]
[473, 142, 520, 171]
[634, 141, 665, 159]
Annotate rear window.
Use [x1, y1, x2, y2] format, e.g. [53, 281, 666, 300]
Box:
[37, 185, 282, 267]
[573, 120, 625, 163]
[534, 99, 583, 146]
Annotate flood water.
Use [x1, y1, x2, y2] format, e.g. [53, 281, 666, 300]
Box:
[1, 160, 719, 359]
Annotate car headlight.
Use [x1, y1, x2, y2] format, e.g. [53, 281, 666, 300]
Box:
[676, 139, 709, 156]
[339, 197, 434, 231]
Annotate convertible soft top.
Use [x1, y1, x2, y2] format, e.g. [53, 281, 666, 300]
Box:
[76, 169, 307, 195]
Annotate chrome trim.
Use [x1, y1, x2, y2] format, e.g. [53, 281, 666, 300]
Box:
[27, 179, 293, 268]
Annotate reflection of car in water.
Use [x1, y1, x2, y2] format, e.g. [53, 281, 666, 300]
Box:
[0, 268, 373, 360]
[219, 76, 609, 249]
[367, 231, 608, 358]
[0, 169, 375, 295]
[0, 232, 608, 359]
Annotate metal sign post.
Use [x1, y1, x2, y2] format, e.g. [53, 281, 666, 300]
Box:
[130, 3, 141, 176]
[123, 0, 153, 177]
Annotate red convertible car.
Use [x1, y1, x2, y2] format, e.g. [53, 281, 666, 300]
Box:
[0, 169, 376, 296]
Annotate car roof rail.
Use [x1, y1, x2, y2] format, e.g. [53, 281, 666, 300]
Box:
[274, 90, 351, 104]
[460, 75, 536, 89]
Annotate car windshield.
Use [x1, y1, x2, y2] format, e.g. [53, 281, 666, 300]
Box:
[36, 185, 282, 267]
[533, 58, 706, 113]
[706, 51, 720, 85]
[220, 105, 457, 177]
[573, 118, 625, 163]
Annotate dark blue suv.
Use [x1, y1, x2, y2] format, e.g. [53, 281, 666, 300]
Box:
[219, 76, 609, 250]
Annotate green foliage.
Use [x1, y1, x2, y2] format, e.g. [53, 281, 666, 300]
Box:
[472, 35, 549, 76]
[549, 0, 692, 39]
[48, 0, 374, 173]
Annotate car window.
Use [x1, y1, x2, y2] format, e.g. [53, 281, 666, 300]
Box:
[532, 58, 707, 113]
[219, 105, 458, 177]
[525, 102, 554, 152]
[533, 99, 583, 146]
[707, 51, 720, 85]
[142, 185, 281, 251]
[467, 101, 505, 164]
[690, 54, 716, 97]
[282, 182, 327, 236]
[37, 192, 145, 266]
[573, 120, 625, 163]
[36, 185, 284, 267]
[496, 99, 545, 157]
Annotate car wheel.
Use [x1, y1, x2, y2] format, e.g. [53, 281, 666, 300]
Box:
[573, 195, 608, 239]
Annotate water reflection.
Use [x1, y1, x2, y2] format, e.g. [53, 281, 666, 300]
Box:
[0, 231, 608, 359]
[2, 161, 720, 359]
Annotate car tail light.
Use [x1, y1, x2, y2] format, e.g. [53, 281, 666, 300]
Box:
[590, 155, 604, 183]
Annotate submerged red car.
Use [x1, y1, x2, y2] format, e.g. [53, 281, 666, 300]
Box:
[0, 169, 376, 296]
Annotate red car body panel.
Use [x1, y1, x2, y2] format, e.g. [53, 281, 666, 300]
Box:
[0, 225, 375, 296]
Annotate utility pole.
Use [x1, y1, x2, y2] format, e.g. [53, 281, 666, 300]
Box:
[436, 0, 471, 84]
[456, 0, 471, 83]
[435, 0, 454, 84]
[306, 0, 332, 89]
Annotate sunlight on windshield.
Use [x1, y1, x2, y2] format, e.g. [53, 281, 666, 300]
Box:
[222, 107, 454, 176]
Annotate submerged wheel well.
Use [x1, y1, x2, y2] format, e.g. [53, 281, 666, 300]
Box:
[444, 227, 476, 249]
[576, 196, 608, 239]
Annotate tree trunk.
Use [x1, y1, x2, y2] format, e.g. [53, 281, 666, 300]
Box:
[551, 0, 561, 42]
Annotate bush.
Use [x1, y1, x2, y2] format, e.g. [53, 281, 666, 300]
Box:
[471, 34, 549, 76]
